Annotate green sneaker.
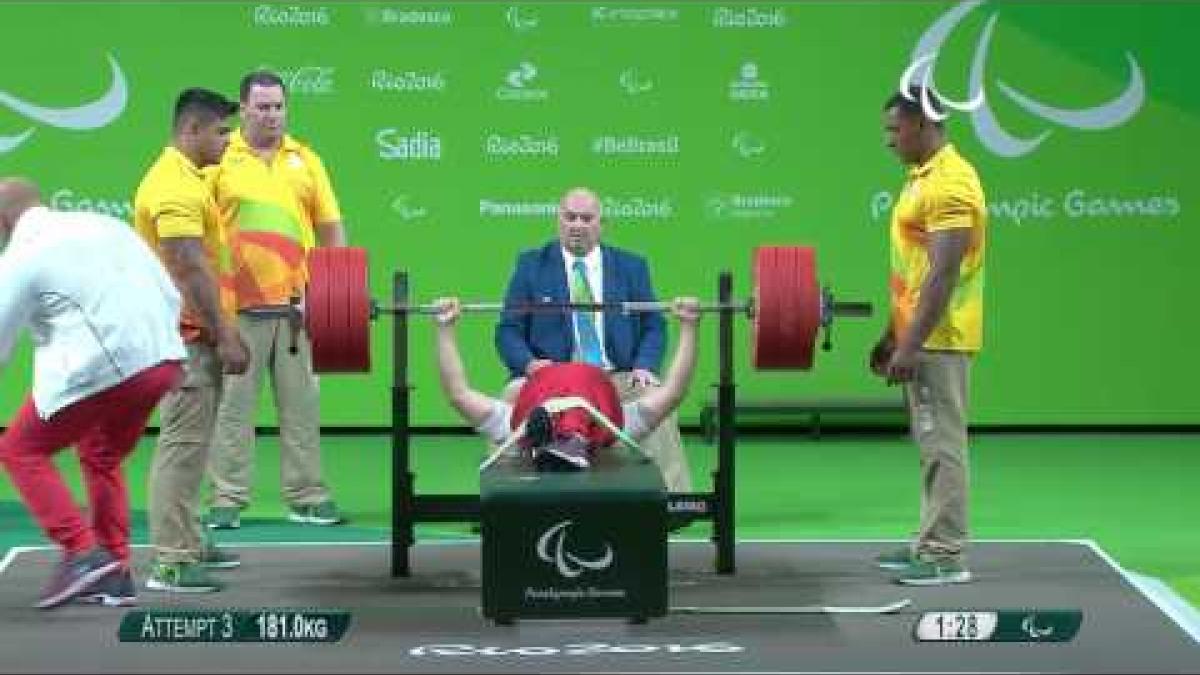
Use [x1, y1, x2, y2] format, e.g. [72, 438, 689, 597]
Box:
[207, 506, 241, 530]
[201, 545, 242, 570]
[288, 500, 344, 526]
[894, 557, 972, 586]
[144, 562, 224, 593]
[875, 547, 915, 570]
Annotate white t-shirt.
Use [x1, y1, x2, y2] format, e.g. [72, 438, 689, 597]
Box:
[476, 399, 650, 447]
[0, 207, 186, 417]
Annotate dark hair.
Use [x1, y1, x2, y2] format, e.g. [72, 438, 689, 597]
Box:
[239, 69, 287, 102]
[884, 85, 944, 126]
[172, 88, 238, 132]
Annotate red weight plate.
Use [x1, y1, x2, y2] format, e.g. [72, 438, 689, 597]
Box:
[752, 246, 821, 370]
[306, 247, 372, 373]
[305, 247, 335, 371]
[343, 247, 371, 372]
[325, 247, 350, 371]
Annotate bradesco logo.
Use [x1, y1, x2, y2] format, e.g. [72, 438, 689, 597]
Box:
[706, 192, 794, 220]
[902, 0, 1144, 158]
[364, 5, 452, 26]
[535, 520, 613, 579]
[496, 62, 549, 102]
[0, 54, 127, 155]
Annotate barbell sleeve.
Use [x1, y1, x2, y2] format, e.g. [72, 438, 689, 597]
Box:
[243, 298, 868, 320]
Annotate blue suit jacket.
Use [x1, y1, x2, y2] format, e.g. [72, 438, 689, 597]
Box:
[495, 242, 665, 379]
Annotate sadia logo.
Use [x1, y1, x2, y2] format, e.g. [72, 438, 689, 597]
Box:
[902, 0, 1144, 157]
[618, 68, 655, 96]
[376, 129, 442, 161]
[536, 520, 613, 579]
[505, 5, 539, 31]
[731, 131, 766, 158]
[728, 62, 769, 102]
[0, 54, 127, 155]
[496, 62, 549, 102]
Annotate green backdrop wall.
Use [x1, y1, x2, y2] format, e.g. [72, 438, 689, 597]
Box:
[1, 1, 1195, 426]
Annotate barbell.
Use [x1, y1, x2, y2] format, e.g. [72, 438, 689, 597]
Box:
[255, 246, 872, 373]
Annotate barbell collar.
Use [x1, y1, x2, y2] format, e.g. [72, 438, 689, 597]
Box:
[828, 301, 873, 317]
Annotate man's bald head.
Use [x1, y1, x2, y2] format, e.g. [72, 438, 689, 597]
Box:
[558, 187, 603, 256]
[0, 177, 42, 242]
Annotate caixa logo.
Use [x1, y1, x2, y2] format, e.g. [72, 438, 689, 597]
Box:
[535, 520, 613, 578]
[901, 0, 1144, 157]
[376, 129, 442, 161]
[496, 62, 548, 102]
[0, 54, 127, 155]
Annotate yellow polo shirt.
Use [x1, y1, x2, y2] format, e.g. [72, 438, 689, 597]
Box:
[212, 130, 341, 308]
[133, 146, 234, 343]
[889, 143, 987, 352]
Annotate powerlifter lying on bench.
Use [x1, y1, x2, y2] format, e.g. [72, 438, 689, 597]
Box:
[429, 296, 700, 472]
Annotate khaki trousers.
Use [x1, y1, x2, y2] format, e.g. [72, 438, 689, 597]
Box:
[208, 314, 330, 509]
[149, 343, 220, 564]
[905, 350, 972, 562]
[498, 370, 693, 492]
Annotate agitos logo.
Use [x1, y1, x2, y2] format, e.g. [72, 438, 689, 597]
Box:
[901, 0, 1144, 158]
[535, 520, 613, 579]
[0, 54, 128, 154]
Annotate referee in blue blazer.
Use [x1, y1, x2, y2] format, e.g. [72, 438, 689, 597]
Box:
[495, 187, 693, 493]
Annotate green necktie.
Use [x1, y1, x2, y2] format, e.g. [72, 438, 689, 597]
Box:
[570, 259, 604, 366]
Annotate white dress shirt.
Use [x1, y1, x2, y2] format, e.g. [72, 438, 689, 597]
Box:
[561, 245, 611, 370]
[0, 206, 186, 418]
